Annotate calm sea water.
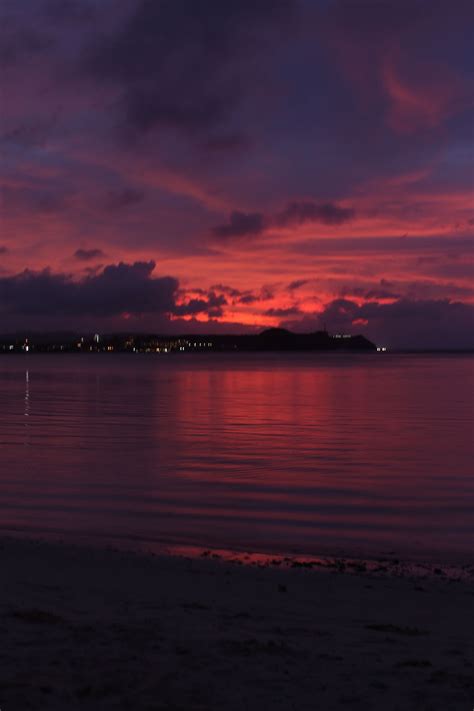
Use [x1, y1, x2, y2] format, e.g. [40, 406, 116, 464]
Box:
[0, 353, 473, 562]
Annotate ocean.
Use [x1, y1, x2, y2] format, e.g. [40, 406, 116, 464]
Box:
[0, 352, 472, 562]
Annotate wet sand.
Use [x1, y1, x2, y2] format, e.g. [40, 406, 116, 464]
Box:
[1, 536, 473, 710]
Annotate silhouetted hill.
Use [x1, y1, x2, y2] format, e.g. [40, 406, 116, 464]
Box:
[235, 329, 376, 351]
[173, 329, 376, 352]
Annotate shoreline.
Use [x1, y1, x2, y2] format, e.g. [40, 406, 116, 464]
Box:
[1, 535, 473, 710]
[2, 528, 473, 583]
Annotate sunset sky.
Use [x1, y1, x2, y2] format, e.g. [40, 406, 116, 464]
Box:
[1, 0, 473, 347]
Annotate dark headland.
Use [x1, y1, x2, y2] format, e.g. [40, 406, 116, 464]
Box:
[230, 328, 376, 352]
[0, 328, 376, 353]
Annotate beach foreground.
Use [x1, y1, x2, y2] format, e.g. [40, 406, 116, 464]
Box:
[1, 538, 473, 710]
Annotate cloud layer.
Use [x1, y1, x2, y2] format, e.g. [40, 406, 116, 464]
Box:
[0, 261, 229, 329]
[0, 0, 473, 346]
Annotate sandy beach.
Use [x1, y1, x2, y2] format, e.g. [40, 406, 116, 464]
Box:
[1, 537, 473, 710]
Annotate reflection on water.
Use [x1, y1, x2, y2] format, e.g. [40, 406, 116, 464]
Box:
[0, 353, 473, 562]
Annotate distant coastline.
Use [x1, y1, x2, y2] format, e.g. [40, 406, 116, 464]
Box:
[0, 327, 377, 354]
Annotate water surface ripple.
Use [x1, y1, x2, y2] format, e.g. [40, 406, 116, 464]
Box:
[0, 353, 472, 562]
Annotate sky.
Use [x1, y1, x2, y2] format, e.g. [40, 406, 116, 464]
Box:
[0, 0, 473, 348]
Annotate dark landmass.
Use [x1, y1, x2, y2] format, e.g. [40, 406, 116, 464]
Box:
[0, 328, 376, 353]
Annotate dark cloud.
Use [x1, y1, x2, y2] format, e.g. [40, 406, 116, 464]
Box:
[362, 289, 401, 300]
[0, 114, 60, 148]
[406, 281, 474, 300]
[292, 235, 474, 257]
[276, 201, 355, 226]
[239, 294, 259, 304]
[173, 299, 211, 316]
[340, 278, 474, 301]
[174, 291, 227, 318]
[329, 0, 473, 49]
[82, 264, 104, 276]
[103, 188, 145, 210]
[264, 306, 302, 317]
[0, 246, 8, 255]
[204, 133, 250, 154]
[83, 0, 295, 141]
[419, 259, 474, 280]
[0, 261, 233, 326]
[42, 0, 98, 25]
[260, 286, 275, 301]
[328, 0, 429, 42]
[283, 298, 474, 350]
[121, 89, 230, 136]
[186, 282, 274, 307]
[0, 261, 177, 318]
[0, 185, 66, 214]
[239, 286, 274, 303]
[288, 279, 308, 290]
[342, 286, 402, 300]
[210, 284, 243, 298]
[0, 22, 54, 68]
[212, 200, 355, 240]
[213, 211, 266, 239]
[74, 248, 105, 262]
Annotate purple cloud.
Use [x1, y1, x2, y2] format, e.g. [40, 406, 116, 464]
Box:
[74, 248, 105, 261]
[212, 200, 355, 240]
[0, 261, 177, 318]
[276, 201, 355, 226]
[264, 306, 302, 317]
[283, 298, 474, 350]
[103, 188, 145, 210]
[213, 211, 266, 239]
